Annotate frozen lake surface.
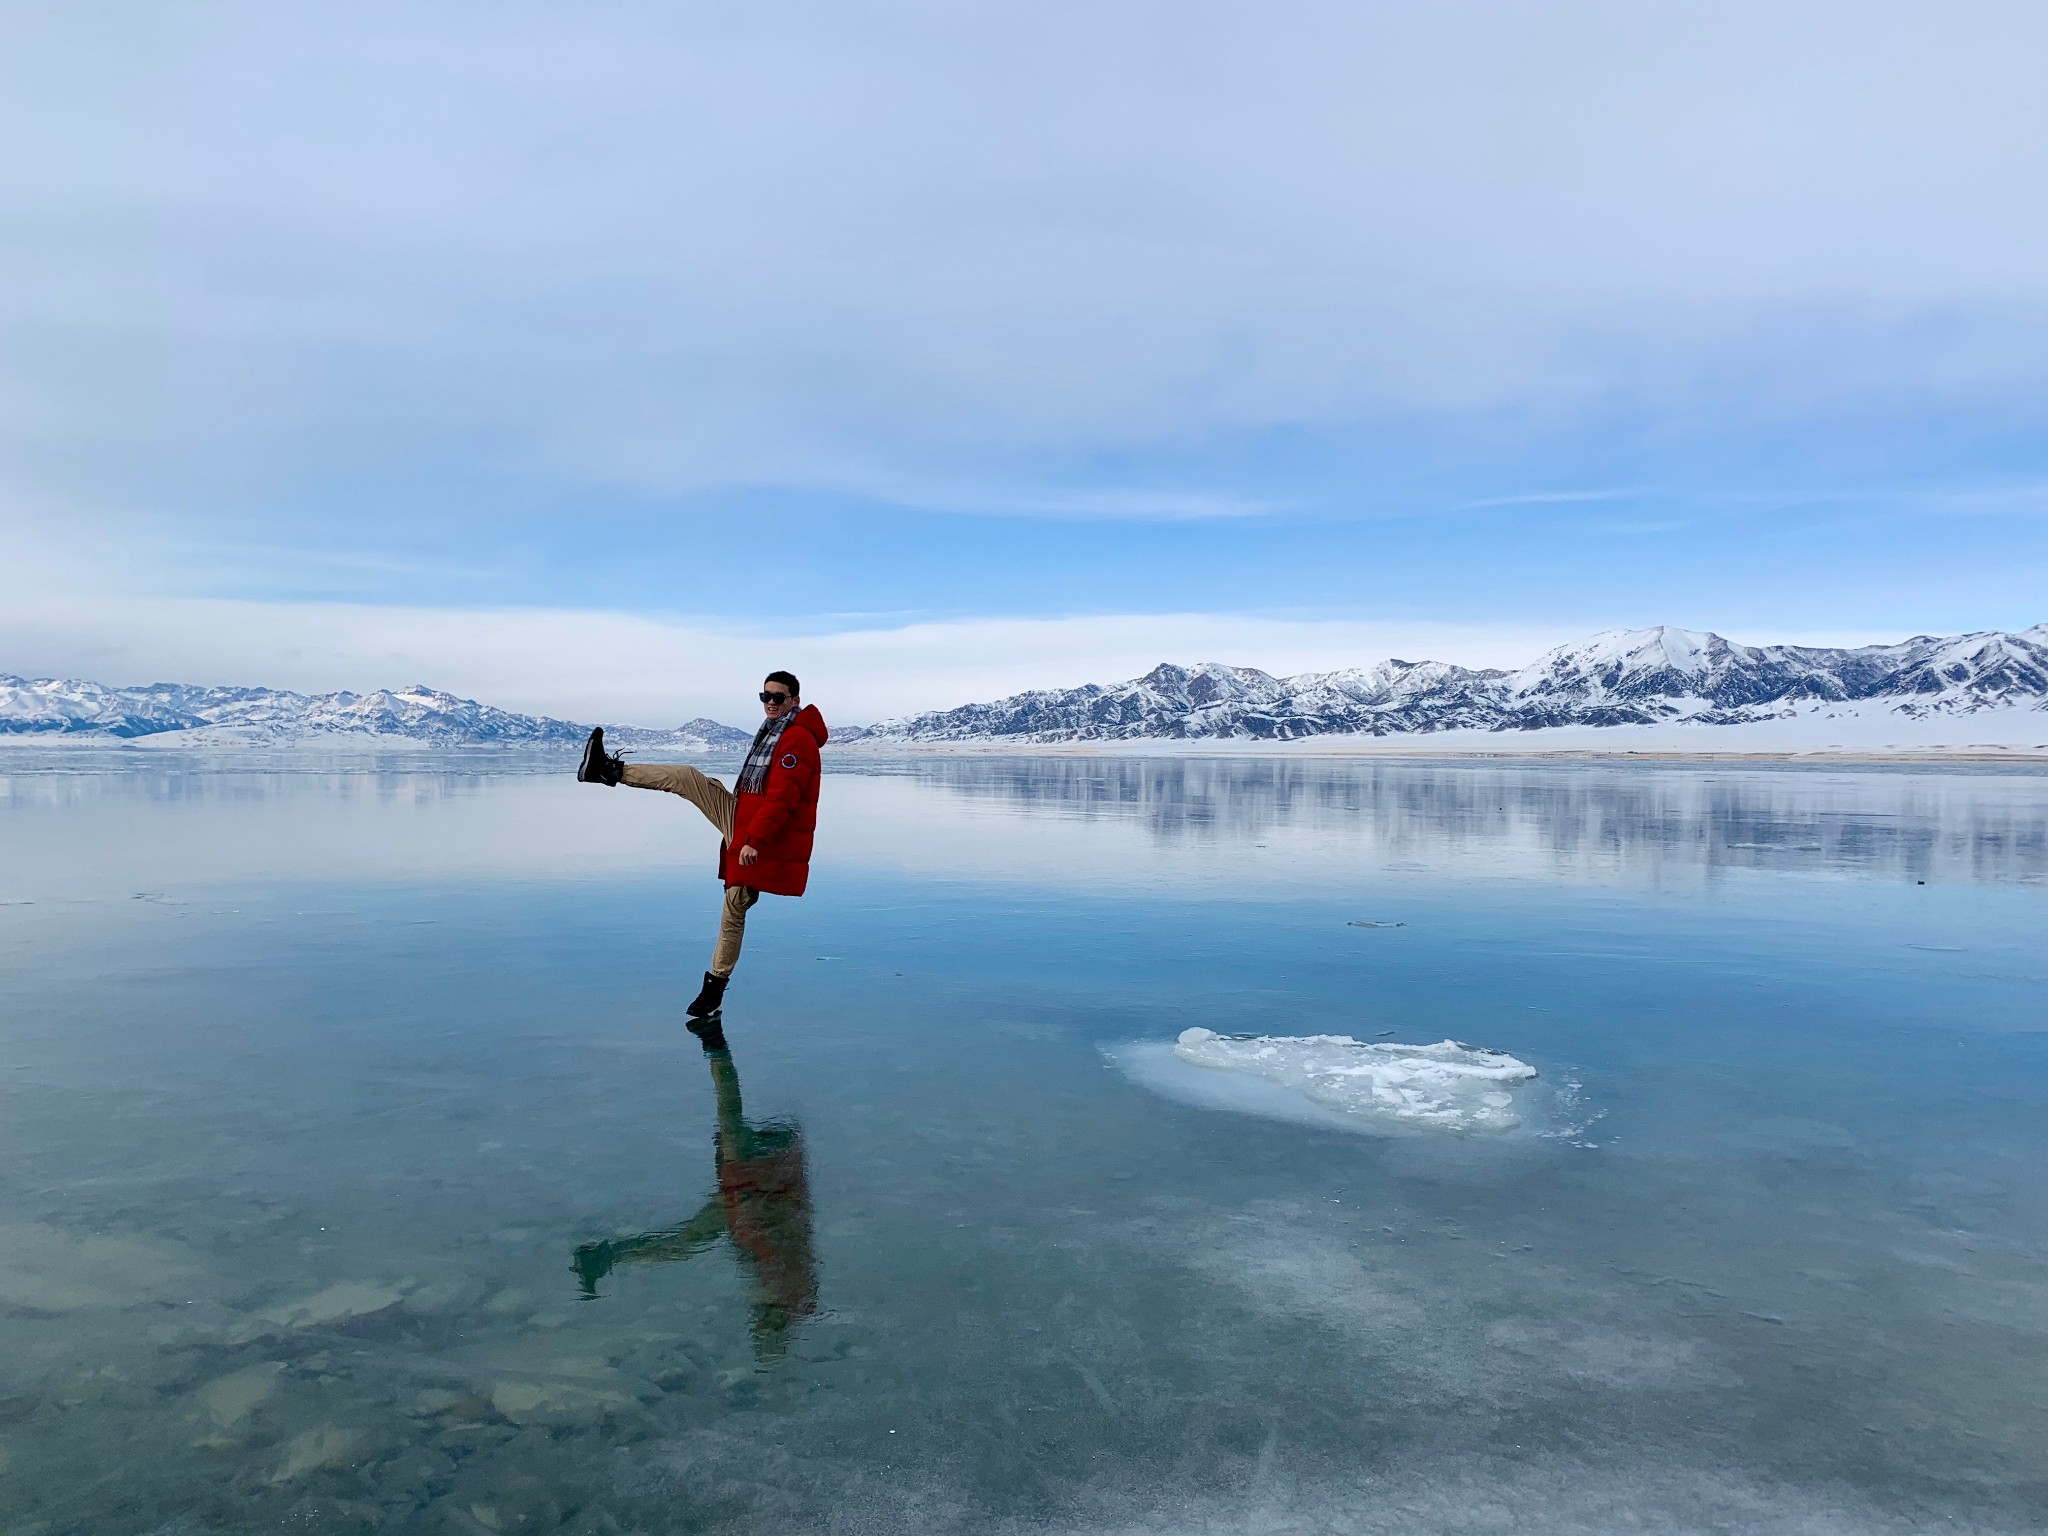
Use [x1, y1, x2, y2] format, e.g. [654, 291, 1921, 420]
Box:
[2, 751, 2046, 1533]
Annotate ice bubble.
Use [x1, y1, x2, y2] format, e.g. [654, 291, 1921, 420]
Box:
[1171, 1028, 1538, 1133]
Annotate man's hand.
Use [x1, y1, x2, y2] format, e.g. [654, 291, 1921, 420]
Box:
[738, 844, 759, 866]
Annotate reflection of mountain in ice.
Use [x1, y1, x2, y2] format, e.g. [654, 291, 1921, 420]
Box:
[884, 755, 2048, 890]
[1173, 1027, 1538, 1132]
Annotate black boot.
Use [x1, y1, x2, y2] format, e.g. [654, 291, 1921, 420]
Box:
[686, 1015, 728, 1051]
[685, 970, 728, 1019]
[576, 726, 624, 786]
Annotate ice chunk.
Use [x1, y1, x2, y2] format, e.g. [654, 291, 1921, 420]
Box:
[258, 1279, 407, 1328]
[1172, 1027, 1537, 1133]
[194, 1361, 284, 1430]
[269, 1426, 364, 1483]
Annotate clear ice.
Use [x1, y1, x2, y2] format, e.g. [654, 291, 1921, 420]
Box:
[5, 755, 2045, 1532]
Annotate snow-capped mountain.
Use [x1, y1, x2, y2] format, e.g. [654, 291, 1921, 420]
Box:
[10, 623, 2042, 750]
[606, 719, 757, 752]
[0, 675, 751, 750]
[863, 624, 2048, 743]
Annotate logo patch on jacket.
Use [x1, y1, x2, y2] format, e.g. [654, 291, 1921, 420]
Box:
[781, 752, 798, 768]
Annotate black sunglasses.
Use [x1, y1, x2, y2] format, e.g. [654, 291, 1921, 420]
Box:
[759, 691, 792, 704]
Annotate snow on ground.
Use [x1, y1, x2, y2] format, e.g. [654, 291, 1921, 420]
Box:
[846, 700, 2048, 759]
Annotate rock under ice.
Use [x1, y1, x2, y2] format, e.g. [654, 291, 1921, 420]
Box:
[1172, 1028, 1538, 1133]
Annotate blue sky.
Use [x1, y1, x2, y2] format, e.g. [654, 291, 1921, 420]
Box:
[4, 2, 2046, 724]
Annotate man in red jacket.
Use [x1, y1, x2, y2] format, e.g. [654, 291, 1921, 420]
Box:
[575, 670, 828, 1019]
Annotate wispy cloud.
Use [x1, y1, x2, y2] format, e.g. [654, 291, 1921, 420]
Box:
[4, 4, 2046, 665]
[1487, 479, 2048, 532]
[1458, 489, 1647, 511]
[6, 4, 2048, 513]
[916, 487, 1296, 521]
[1735, 482, 2048, 519]
[830, 477, 1297, 521]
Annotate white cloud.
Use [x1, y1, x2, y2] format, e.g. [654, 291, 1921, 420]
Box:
[4, 2, 2046, 507]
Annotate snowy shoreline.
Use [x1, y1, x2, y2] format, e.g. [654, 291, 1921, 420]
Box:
[4, 737, 2044, 766]
[835, 701, 2048, 763]
[835, 741, 2047, 764]
[4, 700, 2045, 765]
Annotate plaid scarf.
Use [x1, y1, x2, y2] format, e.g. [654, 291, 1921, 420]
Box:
[736, 712, 792, 795]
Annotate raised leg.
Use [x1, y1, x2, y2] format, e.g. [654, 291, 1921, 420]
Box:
[621, 762, 736, 840]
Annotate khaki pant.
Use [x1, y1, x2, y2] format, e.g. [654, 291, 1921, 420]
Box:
[622, 763, 761, 977]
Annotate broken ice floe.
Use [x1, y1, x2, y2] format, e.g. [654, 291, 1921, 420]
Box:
[1147, 1028, 1540, 1134]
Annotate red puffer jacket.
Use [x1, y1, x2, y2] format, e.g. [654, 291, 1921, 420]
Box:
[720, 705, 828, 897]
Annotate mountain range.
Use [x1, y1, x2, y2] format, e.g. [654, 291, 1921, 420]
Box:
[6, 623, 2044, 749]
[0, 677, 756, 751]
[862, 624, 2048, 743]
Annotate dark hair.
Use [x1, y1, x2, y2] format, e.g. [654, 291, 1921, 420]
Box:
[764, 669, 800, 699]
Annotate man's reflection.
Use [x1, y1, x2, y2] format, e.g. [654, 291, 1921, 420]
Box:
[572, 1038, 818, 1361]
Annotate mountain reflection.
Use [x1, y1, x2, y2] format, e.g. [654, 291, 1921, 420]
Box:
[890, 757, 2048, 887]
[572, 1044, 818, 1362]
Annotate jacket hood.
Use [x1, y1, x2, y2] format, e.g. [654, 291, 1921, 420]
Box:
[785, 703, 828, 747]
